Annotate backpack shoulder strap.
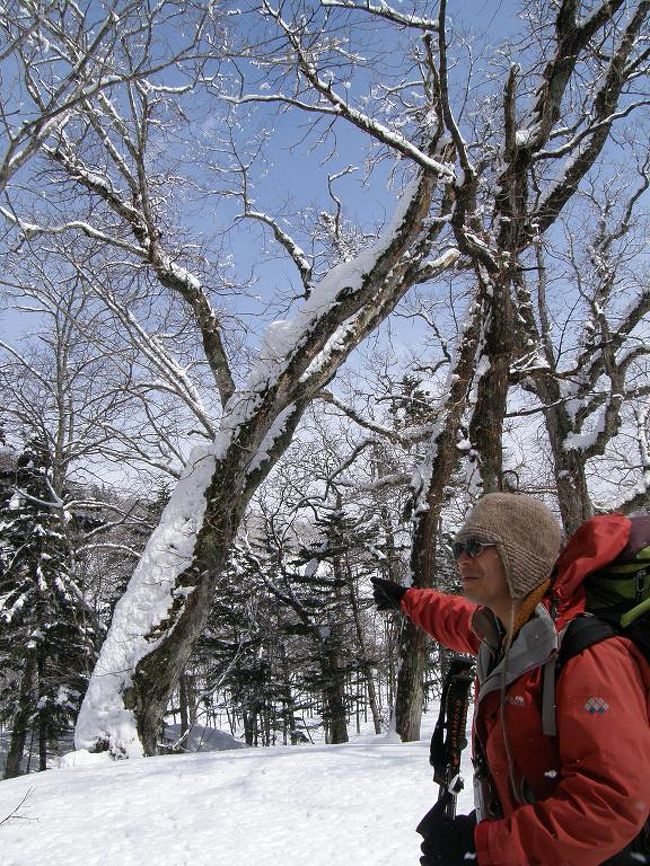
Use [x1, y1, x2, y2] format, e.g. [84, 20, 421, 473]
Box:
[542, 614, 617, 737]
[557, 614, 617, 669]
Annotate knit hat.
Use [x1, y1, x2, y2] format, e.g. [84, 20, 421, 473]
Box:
[455, 493, 562, 600]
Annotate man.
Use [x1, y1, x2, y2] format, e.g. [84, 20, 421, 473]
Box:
[372, 492, 650, 866]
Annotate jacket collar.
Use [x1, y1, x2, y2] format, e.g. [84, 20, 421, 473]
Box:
[474, 603, 558, 699]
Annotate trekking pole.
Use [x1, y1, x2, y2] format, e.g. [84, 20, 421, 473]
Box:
[429, 655, 475, 819]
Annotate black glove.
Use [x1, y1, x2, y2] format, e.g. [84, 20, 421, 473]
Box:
[416, 801, 477, 866]
[370, 576, 407, 612]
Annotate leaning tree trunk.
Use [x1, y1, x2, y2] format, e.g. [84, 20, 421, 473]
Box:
[75, 167, 450, 757]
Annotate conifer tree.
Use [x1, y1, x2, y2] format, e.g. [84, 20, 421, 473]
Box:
[0, 438, 99, 777]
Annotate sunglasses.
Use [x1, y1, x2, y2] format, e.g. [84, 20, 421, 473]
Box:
[452, 538, 497, 560]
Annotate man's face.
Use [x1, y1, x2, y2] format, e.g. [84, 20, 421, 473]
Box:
[456, 543, 511, 615]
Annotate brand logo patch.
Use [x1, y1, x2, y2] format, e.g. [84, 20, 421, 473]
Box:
[505, 695, 525, 706]
[584, 697, 609, 715]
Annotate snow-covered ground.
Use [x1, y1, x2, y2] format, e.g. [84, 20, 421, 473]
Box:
[0, 719, 474, 866]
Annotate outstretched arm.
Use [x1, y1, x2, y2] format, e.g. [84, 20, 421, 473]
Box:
[400, 587, 481, 657]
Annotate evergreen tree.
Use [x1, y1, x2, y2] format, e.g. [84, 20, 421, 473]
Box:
[194, 538, 295, 747]
[0, 438, 100, 777]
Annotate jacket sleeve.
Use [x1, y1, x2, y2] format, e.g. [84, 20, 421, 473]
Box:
[475, 637, 650, 866]
[400, 588, 481, 656]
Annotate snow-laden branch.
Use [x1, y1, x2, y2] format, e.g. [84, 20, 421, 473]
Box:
[531, 1, 650, 235]
[226, 92, 341, 115]
[256, 2, 455, 180]
[0, 0, 210, 192]
[0, 340, 52, 389]
[320, 0, 439, 30]
[522, 0, 627, 153]
[620, 405, 650, 512]
[75, 165, 459, 757]
[75, 542, 142, 559]
[317, 390, 432, 446]
[243, 210, 313, 294]
[230, 76, 454, 178]
[533, 101, 650, 162]
[88, 289, 215, 438]
[15, 134, 236, 407]
[0, 207, 146, 256]
[570, 289, 650, 400]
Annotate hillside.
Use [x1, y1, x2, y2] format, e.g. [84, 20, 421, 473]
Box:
[0, 723, 473, 866]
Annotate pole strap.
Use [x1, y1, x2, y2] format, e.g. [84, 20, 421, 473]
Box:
[430, 656, 475, 794]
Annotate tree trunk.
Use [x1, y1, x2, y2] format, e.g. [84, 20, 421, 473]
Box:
[321, 637, 348, 744]
[4, 652, 36, 779]
[37, 650, 47, 772]
[347, 564, 382, 734]
[394, 621, 426, 742]
[538, 381, 593, 534]
[243, 711, 254, 747]
[469, 275, 514, 493]
[179, 673, 189, 737]
[278, 644, 298, 744]
[395, 297, 482, 741]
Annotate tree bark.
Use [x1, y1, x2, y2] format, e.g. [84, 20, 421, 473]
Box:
[538, 378, 593, 534]
[393, 622, 427, 742]
[4, 652, 36, 779]
[321, 638, 348, 744]
[468, 274, 514, 494]
[179, 674, 190, 738]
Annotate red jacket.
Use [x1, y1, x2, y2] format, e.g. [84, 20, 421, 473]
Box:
[401, 514, 650, 866]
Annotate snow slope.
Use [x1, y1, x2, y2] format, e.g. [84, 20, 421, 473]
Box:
[0, 726, 473, 866]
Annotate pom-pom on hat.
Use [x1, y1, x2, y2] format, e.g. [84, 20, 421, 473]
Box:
[455, 493, 562, 600]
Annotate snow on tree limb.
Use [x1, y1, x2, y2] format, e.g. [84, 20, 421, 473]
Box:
[531, 1, 650, 236]
[250, 3, 456, 181]
[320, 0, 439, 31]
[0, 0, 212, 192]
[243, 210, 314, 295]
[74, 443, 217, 758]
[28, 134, 237, 407]
[74, 167, 458, 756]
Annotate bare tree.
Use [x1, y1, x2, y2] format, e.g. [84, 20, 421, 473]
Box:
[0, 0, 212, 192]
[512, 165, 650, 531]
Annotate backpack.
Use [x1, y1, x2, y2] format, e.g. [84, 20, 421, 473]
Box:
[543, 513, 650, 864]
[542, 513, 650, 738]
[578, 513, 650, 661]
